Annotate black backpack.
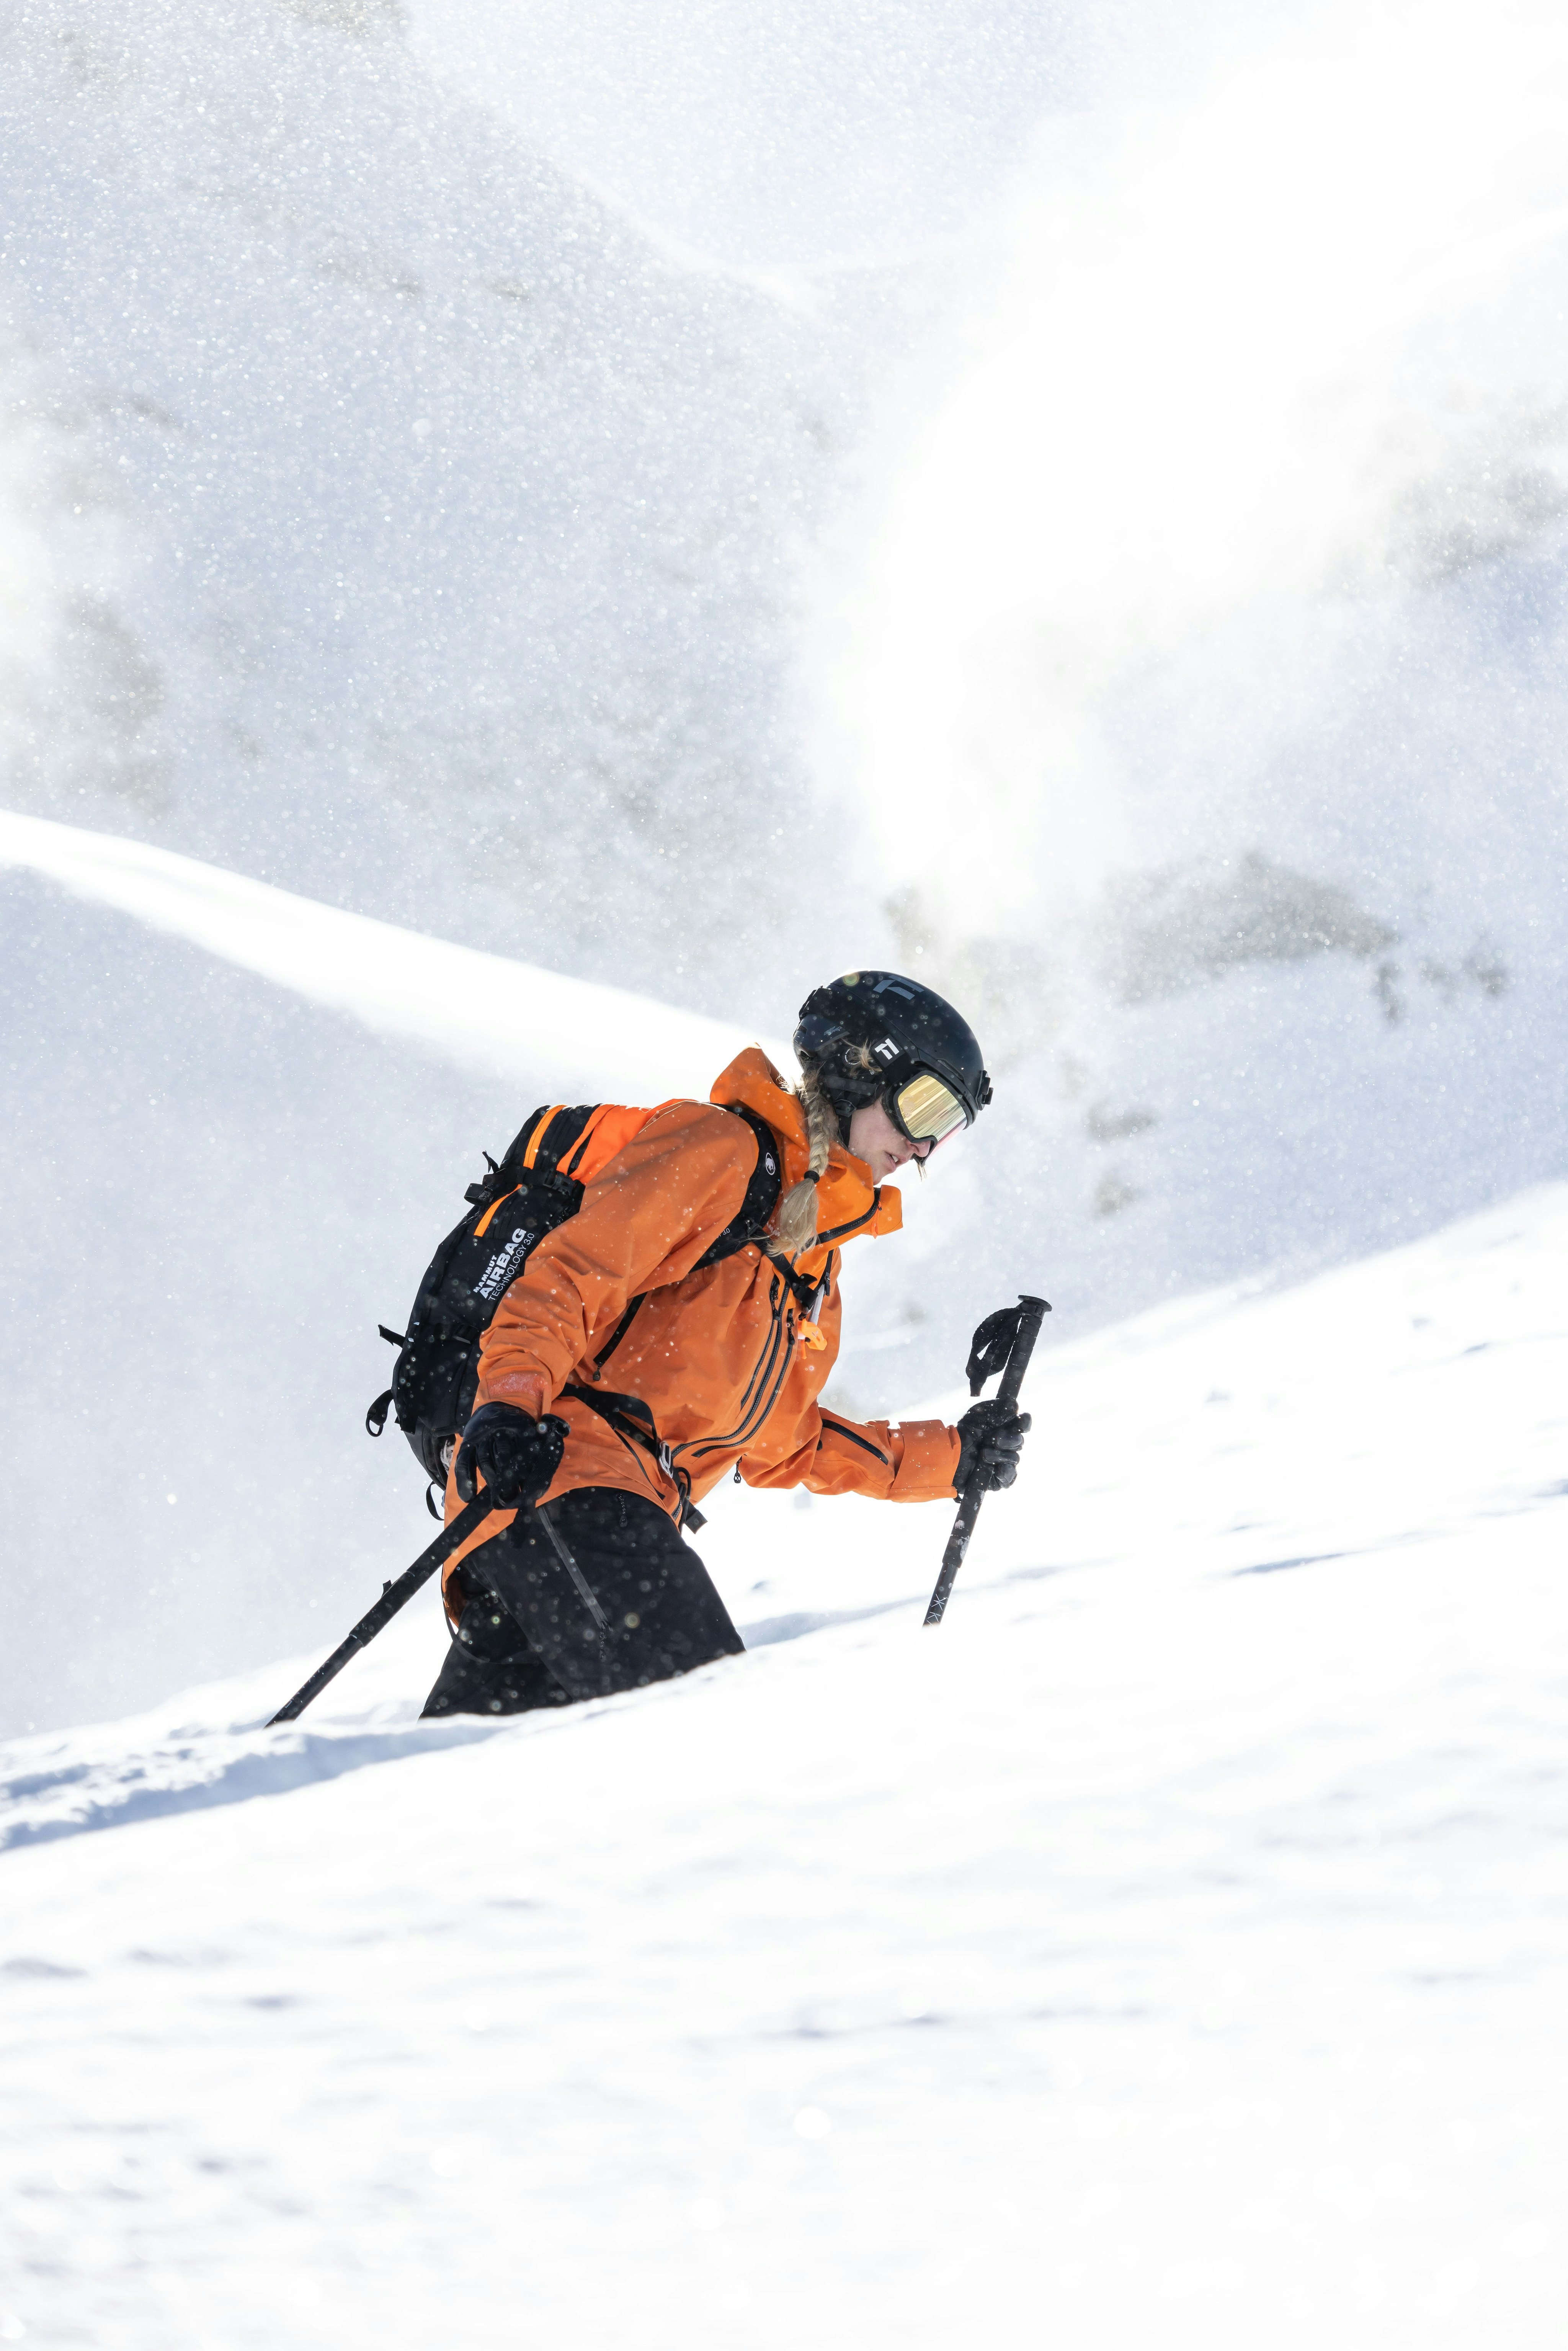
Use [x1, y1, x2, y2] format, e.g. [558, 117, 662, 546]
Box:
[367, 1099, 783, 1511]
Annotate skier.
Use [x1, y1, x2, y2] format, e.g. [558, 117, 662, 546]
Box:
[421, 971, 1031, 1717]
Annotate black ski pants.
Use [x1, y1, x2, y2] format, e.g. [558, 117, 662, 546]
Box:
[420, 1485, 744, 1720]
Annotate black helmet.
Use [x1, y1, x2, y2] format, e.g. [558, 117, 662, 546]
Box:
[794, 970, 992, 1145]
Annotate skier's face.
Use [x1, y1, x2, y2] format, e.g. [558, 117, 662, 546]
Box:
[847, 1096, 934, 1180]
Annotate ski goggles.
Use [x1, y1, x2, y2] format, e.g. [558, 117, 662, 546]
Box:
[885, 1069, 973, 1152]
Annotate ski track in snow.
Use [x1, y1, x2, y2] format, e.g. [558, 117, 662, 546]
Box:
[0, 1718, 508, 1856]
[2, 1184, 1566, 2348]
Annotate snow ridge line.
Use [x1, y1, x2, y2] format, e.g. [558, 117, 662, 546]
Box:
[0, 810, 779, 1096]
[0, 1718, 509, 1854]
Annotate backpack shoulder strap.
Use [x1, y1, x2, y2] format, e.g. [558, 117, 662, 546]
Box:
[514, 1104, 598, 1181]
[584, 1102, 785, 1382]
[462, 1102, 567, 1209]
[509, 1101, 661, 1188]
[468, 1102, 640, 1210]
[693, 1103, 784, 1269]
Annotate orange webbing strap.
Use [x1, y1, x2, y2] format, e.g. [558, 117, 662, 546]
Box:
[521, 1106, 566, 1172]
[480, 1101, 657, 1232]
[472, 1188, 519, 1239]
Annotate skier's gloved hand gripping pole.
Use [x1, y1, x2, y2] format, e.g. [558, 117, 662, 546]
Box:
[266, 1406, 570, 1726]
[923, 1292, 1050, 1628]
[456, 1406, 610, 1635]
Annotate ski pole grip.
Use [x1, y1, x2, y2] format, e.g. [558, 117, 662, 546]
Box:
[922, 1291, 1050, 1629]
[997, 1294, 1049, 1408]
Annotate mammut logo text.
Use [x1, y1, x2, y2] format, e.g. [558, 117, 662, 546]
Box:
[475, 1225, 534, 1302]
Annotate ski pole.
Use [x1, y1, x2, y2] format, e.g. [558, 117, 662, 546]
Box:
[266, 1491, 496, 1725]
[923, 1292, 1050, 1627]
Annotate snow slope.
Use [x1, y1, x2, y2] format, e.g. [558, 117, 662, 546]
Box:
[7, 802, 1566, 1742]
[3, 1183, 1565, 2347]
[0, 823, 777, 1741]
[7, 0, 1566, 1495]
[0, 809, 761, 1098]
[0, 0, 851, 1013]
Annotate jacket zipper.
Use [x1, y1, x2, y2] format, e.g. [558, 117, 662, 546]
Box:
[732, 1312, 799, 1453]
[569, 1275, 792, 1500]
[568, 1265, 802, 1501]
[729, 1272, 786, 1421]
[686, 1294, 791, 1461]
[675, 1276, 789, 1465]
[590, 1294, 645, 1376]
[683, 1297, 797, 1463]
[818, 1414, 889, 1464]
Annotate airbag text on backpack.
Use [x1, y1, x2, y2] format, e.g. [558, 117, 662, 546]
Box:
[476, 1226, 536, 1303]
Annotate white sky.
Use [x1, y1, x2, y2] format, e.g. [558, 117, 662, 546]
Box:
[402, 0, 1107, 266]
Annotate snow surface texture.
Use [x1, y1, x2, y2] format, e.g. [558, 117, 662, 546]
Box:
[3, 1184, 1564, 2346]
[0, 0, 857, 1013]
[5, 10, 1566, 2331]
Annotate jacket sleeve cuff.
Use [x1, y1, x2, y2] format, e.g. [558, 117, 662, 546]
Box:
[779, 1414, 961, 1500]
[475, 1370, 550, 1416]
[887, 1419, 961, 1502]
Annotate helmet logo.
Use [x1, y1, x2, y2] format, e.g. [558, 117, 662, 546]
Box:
[795, 971, 989, 1126]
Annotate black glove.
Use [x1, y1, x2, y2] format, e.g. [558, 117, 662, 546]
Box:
[454, 1402, 568, 1509]
[955, 1400, 1032, 1496]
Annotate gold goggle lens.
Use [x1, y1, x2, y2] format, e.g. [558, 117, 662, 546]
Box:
[893, 1072, 969, 1145]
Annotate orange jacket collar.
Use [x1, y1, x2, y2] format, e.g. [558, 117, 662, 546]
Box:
[709, 1047, 903, 1261]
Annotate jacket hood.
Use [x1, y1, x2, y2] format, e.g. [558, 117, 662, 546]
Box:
[709, 1047, 902, 1265]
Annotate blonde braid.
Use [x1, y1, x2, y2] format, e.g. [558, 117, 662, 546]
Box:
[774, 1062, 839, 1257]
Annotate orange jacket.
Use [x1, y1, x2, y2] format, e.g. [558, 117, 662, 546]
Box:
[442, 1048, 960, 1585]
